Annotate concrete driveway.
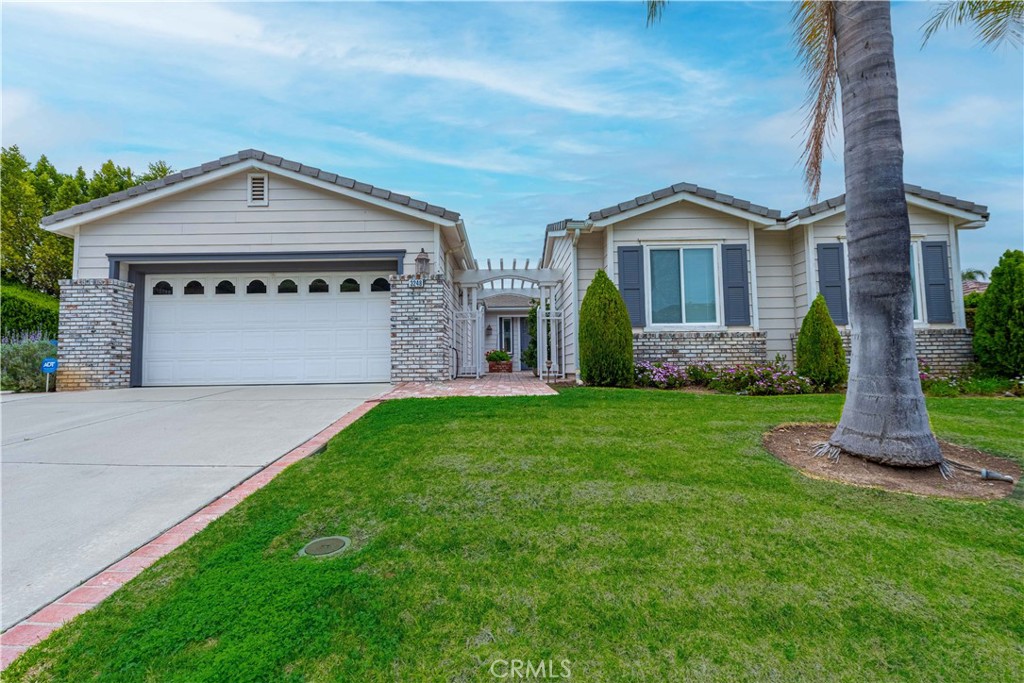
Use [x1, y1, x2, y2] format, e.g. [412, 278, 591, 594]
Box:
[1, 384, 387, 630]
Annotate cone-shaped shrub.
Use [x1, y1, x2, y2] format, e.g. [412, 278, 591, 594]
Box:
[579, 269, 634, 386]
[973, 249, 1024, 377]
[796, 294, 847, 389]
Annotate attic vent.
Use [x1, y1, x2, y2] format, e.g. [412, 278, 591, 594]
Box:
[248, 173, 269, 207]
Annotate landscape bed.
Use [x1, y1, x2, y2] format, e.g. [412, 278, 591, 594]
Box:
[5, 390, 1022, 682]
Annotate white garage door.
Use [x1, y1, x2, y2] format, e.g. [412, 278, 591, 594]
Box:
[143, 273, 392, 385]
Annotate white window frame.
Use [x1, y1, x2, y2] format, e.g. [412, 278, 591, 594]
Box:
[910, 240, 926, 325]
[643, 243, 724, 330]
[835, 237, 927, 325]
[498, 316, 514, 354]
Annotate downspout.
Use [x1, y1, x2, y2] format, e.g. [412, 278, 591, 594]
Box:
[949, 217, 966, 328]
[572, 227, 581, 383]
[747, 221, 760, 330]
[72, 227, 80, 279]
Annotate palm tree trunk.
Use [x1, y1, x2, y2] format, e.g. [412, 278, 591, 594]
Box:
[828, 1, 943, 467]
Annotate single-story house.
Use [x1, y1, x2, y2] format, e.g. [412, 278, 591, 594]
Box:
[41, 150, 987, 389]
[541, 182, 988, 377]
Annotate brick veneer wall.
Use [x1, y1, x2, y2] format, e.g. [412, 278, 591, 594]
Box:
[57, 278, 134, 391]
[390, 274, 453, 382]
[633, 331, 768, 367]
[789, 328, 975, 375]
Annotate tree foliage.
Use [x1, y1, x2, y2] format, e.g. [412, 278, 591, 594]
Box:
[795, 294, 848, 389]
[0, 146, 173, 295]
[1, 280, 59, 338]
[972, 249, 1024, 377]
[579, 269, 634, 387]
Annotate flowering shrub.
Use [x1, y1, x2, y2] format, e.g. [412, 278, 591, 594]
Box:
[635, 356, 812, 395]
[485, 349, 511, 362]
[709, 357, 813, 396]
[1, 333, 55, 392]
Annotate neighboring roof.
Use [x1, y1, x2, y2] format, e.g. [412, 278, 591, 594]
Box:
[588, 182, 782, 222]
[789, 184, 989, 221]
[963, 280, 989, 295]
[41, 149, 461, 227]
[481, 293, 536, 308]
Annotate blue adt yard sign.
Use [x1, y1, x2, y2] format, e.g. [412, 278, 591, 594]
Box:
[41, 357, 58, 392]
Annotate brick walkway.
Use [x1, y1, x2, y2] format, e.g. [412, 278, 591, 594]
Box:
[0, 400, 380, 671]
[383, 371, 558, 399]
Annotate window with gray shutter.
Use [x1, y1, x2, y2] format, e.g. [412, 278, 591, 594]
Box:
[721, 244, 750, 326]
[617, 246, 645, 327]
[816, 243, 848, 324]
[921, 241, 954, 323]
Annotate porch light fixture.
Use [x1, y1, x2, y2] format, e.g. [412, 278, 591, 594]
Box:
[415, 248, 431, 276]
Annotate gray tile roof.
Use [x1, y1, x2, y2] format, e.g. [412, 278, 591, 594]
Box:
[587, 182, 782, 222]
[41, 149, 461, 226]
[789, 184, 989, 220]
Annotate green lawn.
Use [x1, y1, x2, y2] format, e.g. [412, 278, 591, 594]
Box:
[7, 391, 1023, 682]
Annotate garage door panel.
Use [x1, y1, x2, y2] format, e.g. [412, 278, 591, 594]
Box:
[305, 330, 333, 353]
[143, 271, 392, 385]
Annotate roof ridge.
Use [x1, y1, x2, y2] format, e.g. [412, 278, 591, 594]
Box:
[41, 149, 461, 226]
[586, 181, 782, 221]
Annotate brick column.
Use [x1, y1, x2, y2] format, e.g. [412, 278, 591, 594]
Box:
[57, 278, 134, 391]
[389, 274, 452, 382]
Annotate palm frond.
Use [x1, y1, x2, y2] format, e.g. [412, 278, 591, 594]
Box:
[922, 1, 1024, 48]
[792, 0, 838, 199]
[646, 1, 667, 27]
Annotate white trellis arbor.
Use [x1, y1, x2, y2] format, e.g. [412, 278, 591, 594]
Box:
[452, 259, 566, 379]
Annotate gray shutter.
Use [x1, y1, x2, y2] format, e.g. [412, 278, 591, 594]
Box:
[721, 244, 751, 326]
[816, 243, 848, 324]
[617, 246, 645, 327]
[921, 241, 954, 323]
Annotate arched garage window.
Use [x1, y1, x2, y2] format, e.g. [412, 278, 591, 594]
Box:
[152, 281, 173, 295]
[246, 279, 267, 294]
[340, 278, 360, 292]
[371, 277, 391, 292]
[277, 279, 298, 294]
[309, 278, 329, 293]
[184, 280, 204, 295]
[215, 280, 236, 295]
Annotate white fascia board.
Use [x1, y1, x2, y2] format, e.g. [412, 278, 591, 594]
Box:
[784, 194, 987, 231]
[590, 193, 779, 228]
[42, 160, 459, 235]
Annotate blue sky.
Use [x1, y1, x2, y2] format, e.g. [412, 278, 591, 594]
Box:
[3, 1, 1021, 271]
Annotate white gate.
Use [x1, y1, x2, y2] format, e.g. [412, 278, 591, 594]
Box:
[452, 260, 567, 379]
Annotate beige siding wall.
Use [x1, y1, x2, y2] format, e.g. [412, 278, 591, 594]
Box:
[792, 226, 809, 324]
[754, 231, 796, 360]
[548, 233, 578, 374]
[74, 171, 438, 278]
[609, 201, 751, 280]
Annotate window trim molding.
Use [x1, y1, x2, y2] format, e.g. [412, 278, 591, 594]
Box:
[642, 242, 725, 331]
[909, 240, 927, 325]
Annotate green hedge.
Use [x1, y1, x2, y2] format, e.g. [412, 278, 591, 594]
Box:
[973, 249, 1024, 377]
[1, 280, 59, 339]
